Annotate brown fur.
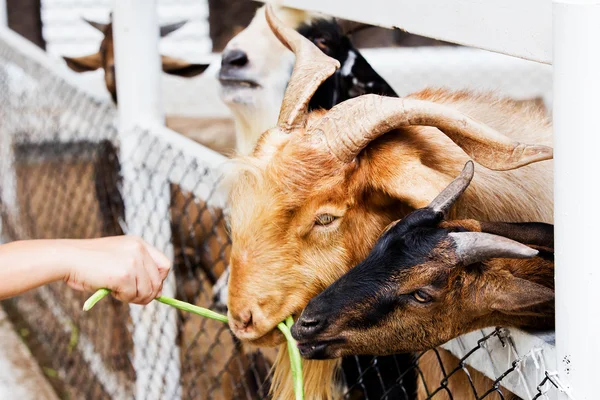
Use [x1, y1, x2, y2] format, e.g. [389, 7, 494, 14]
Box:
[227, 88, 553, 399]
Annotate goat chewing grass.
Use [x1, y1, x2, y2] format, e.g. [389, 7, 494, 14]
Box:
[82, 288, 305, 400]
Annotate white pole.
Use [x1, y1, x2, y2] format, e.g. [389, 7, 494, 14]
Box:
[113, 1, 181, 399]
[0, 0, 7, 28]
[113, 0, 164, 130]
[554, 1, 600, 399]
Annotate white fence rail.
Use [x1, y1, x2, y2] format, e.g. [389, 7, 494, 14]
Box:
[266, 0, 553, 64]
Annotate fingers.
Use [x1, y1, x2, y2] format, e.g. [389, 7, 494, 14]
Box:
[143, 242, 172, 281]
[91, 236, 172, 306]
[141, 247, 163, 301]
[121, 238, 171, 305]
[134, 261, 154, 304]
[112, 261, 138, 303]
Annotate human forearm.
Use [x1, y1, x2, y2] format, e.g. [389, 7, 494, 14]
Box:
[0, 236, 171, 304]
[0, 240, 72, 299]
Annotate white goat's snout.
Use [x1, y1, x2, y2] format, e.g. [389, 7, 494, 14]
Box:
[212, 267, 229, 313]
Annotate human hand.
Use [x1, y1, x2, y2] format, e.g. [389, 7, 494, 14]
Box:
[63, 236, 171, 305]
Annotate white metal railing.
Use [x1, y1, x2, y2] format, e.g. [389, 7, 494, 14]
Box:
[441, 328, 558, 399]
[554, 2, 600, 400]
[268, 0, 553, 64]
[0, 0, 6, 28]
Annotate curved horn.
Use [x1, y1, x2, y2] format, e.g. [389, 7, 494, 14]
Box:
[449, 232, 539, 266]
[83, 17, 109, 33]
[429, 161, 474, 215]
[312, 94, 553, 170]
[264, 5, 340, 131]
[160, 20, 187, 37]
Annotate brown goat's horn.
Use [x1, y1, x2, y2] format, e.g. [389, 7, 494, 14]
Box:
[83, 18, 109, 33]
[313, 95, 553, 170]
[265, 4, 340, 131]
[429, 161, 474, 215]
[449, 232, 539, 266]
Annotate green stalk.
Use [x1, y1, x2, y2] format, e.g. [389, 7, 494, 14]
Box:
[83, 289, 304, 399]
[82, 288, 111, 311]
[155, 296, 228, 323]
[278, 316, 304, 400]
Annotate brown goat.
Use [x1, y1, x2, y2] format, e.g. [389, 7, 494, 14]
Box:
[293, 160, 554, 357]
[63, 16, 236, 156]
[63, 16, 209, 103]
[226, 5, 553, 400]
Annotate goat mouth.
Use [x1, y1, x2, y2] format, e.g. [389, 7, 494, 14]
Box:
[218, 76, 261, 89]
[296, 338, 346, 360]
[234, 326, 286, 347]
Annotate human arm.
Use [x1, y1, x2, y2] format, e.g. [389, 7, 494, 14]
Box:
[0, 236, 171, 304]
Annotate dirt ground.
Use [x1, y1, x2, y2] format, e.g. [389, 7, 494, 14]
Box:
[0, 307, 58, 400]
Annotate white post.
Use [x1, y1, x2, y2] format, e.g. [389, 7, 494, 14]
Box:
[113, 0, 164, 130]
[554, 1, 600, 399]
[0, 0, 9, 242]
[0, 120, 17, 243]
[113, 1, 181, 399]
[0, 0, 7, 28]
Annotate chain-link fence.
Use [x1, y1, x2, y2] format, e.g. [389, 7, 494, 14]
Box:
[0, 14, 563, 400]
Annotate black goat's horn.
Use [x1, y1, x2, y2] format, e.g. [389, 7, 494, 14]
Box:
[428, 161, 474, 216]
[449, 232, 539, 266]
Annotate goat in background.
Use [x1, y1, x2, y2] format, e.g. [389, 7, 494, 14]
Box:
[63, 16, 209, 103]
[218, 5, 397, 156]
[63, 15, 235, 155]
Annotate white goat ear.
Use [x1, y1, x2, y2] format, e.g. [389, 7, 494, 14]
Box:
[488, 278, 554, 313]
[63, 53, 103, 73]
[160, 55, 209, 77]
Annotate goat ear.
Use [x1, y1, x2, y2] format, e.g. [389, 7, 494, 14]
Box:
[487, 278, 554, 313]
[82, 18, 108, 33]
[372, 160, 455, 210]
[160, 20, 187, 37]
[63, 53, 103, 73]
[160, 55, 209, 77]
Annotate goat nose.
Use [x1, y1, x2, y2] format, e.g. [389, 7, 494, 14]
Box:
[221, 49, 248, 67]
[292, 315, 326, 339]
[230, 309, 253, 332]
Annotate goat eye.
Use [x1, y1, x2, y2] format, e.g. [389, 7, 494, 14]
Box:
[315, 213, 337, 226]
[315, 37, 328, 49]
[413, 290, 432, 304]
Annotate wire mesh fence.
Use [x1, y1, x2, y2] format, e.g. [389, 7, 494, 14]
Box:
[0, 19, 562, 400]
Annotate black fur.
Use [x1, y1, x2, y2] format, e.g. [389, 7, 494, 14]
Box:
[298, 19, 398, 111]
